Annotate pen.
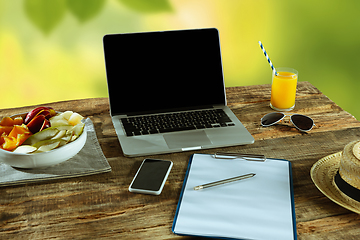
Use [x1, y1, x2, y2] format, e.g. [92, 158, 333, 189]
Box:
[193, 173, 256, 190]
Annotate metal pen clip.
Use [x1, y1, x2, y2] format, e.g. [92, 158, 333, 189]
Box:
[214, 152, 266, 162]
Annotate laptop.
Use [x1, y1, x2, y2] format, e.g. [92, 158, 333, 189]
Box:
[103, 28, 254, 157]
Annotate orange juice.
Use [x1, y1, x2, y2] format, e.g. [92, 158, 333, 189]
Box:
[270, 68, 298, 111]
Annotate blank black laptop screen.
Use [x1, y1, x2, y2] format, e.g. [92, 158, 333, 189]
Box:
[103, 28, 226, 116]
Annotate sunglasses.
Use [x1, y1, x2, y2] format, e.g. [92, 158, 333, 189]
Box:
[261, 112, 315, 132]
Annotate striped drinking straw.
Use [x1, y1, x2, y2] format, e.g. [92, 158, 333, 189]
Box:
[258, 41, 277, 76]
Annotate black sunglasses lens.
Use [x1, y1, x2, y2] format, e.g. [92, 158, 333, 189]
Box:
[291, 114, 314, 131]
[261, 113, 284, 126]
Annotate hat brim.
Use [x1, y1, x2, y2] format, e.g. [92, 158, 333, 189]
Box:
[311, 152, 360, 214]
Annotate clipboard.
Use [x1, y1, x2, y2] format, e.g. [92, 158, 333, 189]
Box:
[172, 153, 297, 240]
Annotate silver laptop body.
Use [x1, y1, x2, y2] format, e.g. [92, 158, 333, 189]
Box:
[103, 28, 254, 157]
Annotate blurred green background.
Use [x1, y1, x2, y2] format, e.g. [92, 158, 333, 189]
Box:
[1, 0, 359, 119]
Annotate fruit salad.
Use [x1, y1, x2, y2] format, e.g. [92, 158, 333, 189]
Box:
[0, 107, 85, 154]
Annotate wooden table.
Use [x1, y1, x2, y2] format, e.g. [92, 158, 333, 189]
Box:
[1, 81, 360, 240]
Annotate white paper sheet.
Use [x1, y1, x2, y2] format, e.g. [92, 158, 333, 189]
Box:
[173, 153, 296, 240]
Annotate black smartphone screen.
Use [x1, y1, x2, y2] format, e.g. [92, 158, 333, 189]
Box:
[131, 159, 172, 191]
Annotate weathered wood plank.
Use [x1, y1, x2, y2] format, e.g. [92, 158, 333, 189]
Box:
[1, 82, 360, 240]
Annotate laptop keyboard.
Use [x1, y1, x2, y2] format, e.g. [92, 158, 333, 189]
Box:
[121, 109, 235, 137]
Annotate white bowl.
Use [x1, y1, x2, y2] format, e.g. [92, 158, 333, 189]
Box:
[0, 113, 87, 168]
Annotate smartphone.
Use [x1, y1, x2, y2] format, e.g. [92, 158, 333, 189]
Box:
[129, 159, 173, 195]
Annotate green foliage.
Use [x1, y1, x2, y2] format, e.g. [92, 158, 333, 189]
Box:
[24, 0, 66, 35]
[13, 0, 360, 119]
[67, 0, 106, 23]
[24, 0, 172, 34]
[118, 0, 172, 13]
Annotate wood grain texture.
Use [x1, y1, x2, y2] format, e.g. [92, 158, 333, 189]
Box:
[1, 82, 360, 239]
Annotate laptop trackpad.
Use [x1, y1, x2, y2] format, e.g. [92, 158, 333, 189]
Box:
[163, 130, 212, 149]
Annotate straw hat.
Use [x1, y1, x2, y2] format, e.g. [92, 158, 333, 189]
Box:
[311, 140, 360, 214]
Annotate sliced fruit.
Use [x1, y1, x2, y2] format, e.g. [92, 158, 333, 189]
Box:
[47, 108, 56, 119]
[1, 108, 84, 153]
[24, 107, 50, 124]
[71, 135, 78, 141]
[29, 139, 63, 153]
[51, 130, 67, 140]
[39, 109, 56, 120]
[23, 127, 59, 145]
[72, 123, 85, 136]
[34, 109, 56, 120]
[27, 114, 46, 133]
[39, 119, 50, 132]
[0, 135, 5, 146]
[24, 107, 56, 131]
[0, 109, 85, 153]
[22, 124, 80, 148]
[13, 145, 37, 154]
[2, 136, 18, 151]
[49, 111, 84, 127]
[55, 125, 75, 131]
[0, 117, 14, 126]
[1, 125, 33, 151]
[36, 140, 61, 152]
[59, 111, 73, 120]
[61, 130, 74, 143]
[33, 138, 58, 148]
[17, 133, 31, 146]
[13, 116, 24, 125]
[37, 145, 58, 152]
[49, 115, 69, 127]
[68, 112, 84, 126]
[0, 126, 13, 136]
[8, 125, 31, 139]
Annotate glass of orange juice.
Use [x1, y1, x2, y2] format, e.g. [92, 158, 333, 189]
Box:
[270, 67, 298, 111]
